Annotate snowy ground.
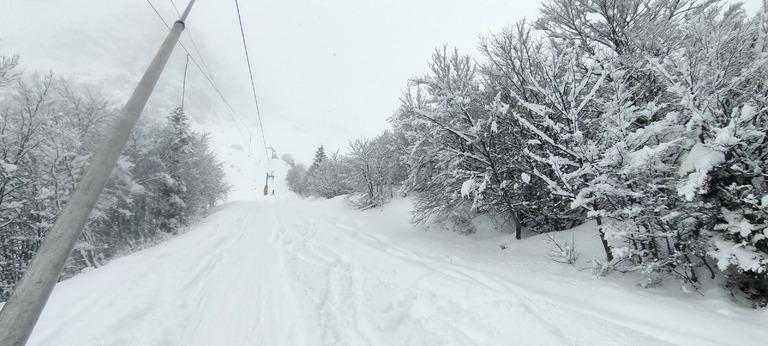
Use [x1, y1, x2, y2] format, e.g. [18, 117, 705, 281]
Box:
[22, 159, 768, 345]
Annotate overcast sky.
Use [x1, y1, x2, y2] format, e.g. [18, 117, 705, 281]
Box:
[0, 0, 764, 164]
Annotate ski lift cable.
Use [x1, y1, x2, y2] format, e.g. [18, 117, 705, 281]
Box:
[146, 0, 167, 25]
[148, 1, 228, 107]
[169, 0, 218, 81]
[146, 0, 252, 144]
[181, 53, 189, 110]
[169, 0, 181, 15]
[233, 0, 273, 171]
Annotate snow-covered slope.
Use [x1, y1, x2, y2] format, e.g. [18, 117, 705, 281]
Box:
[4, 2, 768, 344]
[24, 161, 767, 345]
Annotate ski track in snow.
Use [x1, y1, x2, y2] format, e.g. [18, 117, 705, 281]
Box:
[25, 186, 768, 345]
[19, 159, 766, 346]
[268, 202, 670, 346]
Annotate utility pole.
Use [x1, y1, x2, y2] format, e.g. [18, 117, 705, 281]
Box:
[0, 1, 196, 344]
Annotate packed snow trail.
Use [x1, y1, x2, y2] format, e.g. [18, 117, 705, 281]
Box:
[24, 193, 768, 345]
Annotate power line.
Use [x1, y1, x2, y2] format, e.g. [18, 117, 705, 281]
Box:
[147, 0, 273, 168]
[145, 0, 251, 143]
[183, 25, 216, 81]
[233, 0, 272, 171]
[165, 0, 253, 149]
[169, 0, 181, 15]
[169, 0, 217, 81]
[146, 0, 167, 27]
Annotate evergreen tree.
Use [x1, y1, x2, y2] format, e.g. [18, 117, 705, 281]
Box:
[158, 106, 193, 234]
[309, 145, 326, 172]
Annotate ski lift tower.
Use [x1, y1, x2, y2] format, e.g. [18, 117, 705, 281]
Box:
[264, 171, 275, 195]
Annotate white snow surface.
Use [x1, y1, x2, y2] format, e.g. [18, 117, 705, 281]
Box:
[22, 160, 768, 345]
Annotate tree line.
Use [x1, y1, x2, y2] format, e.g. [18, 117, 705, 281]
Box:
[287, 0, 768, 306]
[284, 135, 407, 209]
[0, 55, 229, 300]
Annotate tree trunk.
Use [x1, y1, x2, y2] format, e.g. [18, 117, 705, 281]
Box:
[596, 215, 613, 261]
[500, 191, 522, 239]
[512, 211, 522, 240]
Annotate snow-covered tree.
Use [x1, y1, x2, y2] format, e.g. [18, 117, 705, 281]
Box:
[0, 70, 121, 294]
[304, 150, 353, 199]
[387, 0, 767, 301]
[157, 106, 193, 234]
[347, 132, 405, 208]
[531, 0, 768, 293]
[285, 162, 308, 195]
[478, 22, 573, 235]
[0, 54, 19, 88]
[281, 153, 295, 167]
[309, 145, 326, 172]
[0, 72, 62, 298]
[662, 4, 768, 301]
[393, 46, 527, 237]
[0, 60, 230, 298]
[494, 38, 610, 256]
[181, 132, 230, 217]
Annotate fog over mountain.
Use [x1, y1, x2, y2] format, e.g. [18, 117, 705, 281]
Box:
[0, 0, 548, 165]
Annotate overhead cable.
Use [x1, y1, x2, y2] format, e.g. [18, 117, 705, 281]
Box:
[145, 0, 251, 143]
[234, 0, 272, 170]
[169, 0, 217, 80]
